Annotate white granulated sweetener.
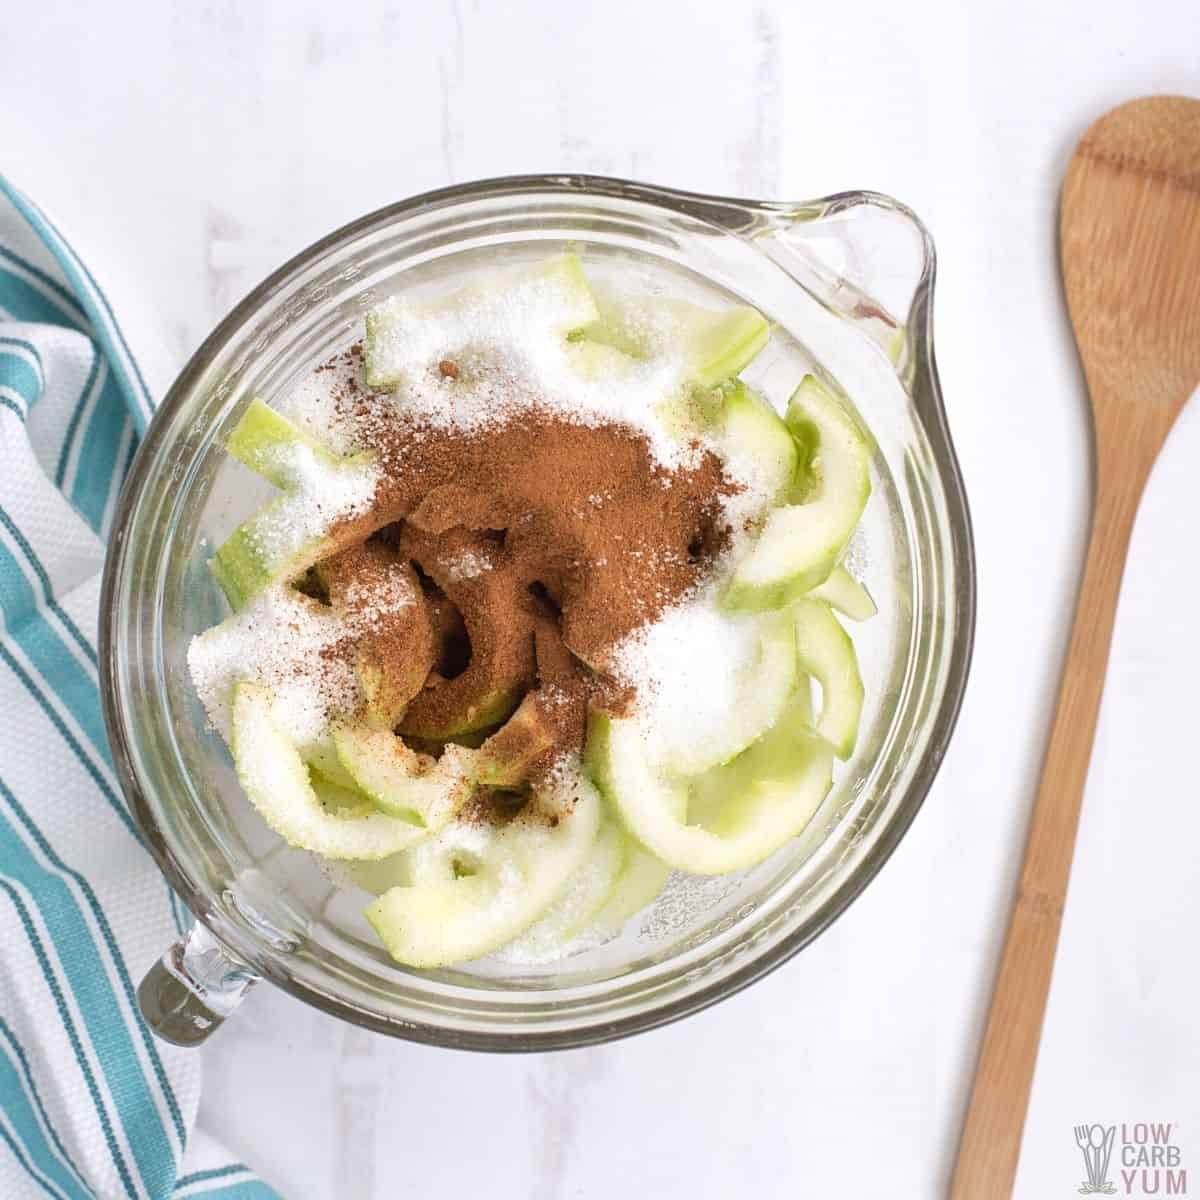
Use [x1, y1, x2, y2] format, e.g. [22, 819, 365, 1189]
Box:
[187, 585, 360, 754]
[610, 583, 765, 765]
[441, 548, 493, 582]
[338, 564, 415, 629]
[363, 271, 702, 466]
[276, 357, 362, 455]
[240, 439, 379, 574]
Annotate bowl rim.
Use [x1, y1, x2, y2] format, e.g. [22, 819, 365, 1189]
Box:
[99, 172, 977, 1052]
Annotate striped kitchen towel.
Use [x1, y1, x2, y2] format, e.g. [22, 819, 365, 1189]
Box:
[0, 176, 281, 1200]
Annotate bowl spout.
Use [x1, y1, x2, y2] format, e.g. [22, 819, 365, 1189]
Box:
[750, 191, 936, 372]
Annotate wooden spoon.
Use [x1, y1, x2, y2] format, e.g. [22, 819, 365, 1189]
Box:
[951, 95, 1200, 1198]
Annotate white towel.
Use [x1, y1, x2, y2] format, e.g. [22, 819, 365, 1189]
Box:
[0, 175, 281, 1200]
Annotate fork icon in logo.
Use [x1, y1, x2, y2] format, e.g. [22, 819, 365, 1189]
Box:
[1074, 1124, 1117, 1194]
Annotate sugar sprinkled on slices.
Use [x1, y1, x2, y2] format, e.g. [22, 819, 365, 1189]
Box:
[276, 356, 364, 455]
[338, 562, 415, 628]
[240, 440, 379, 572]
[184, 254, 873, 971]
[365, 272, 697, 466]
[187, 585, 360, 753]
[490, 913, 608, 966]
[189, 546, 419, 753]
[609, 584, 763, 764]
[717, 421, 789, 532]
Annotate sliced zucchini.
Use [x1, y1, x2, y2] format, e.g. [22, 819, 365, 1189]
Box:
[724, 375, 870, 613]
[231, 683, 434, 860]
[400, 684, 524, 741]
[471, 692, 557, 788]
[688, 306, 771, 387]
[212, 403, 378, 611]
[500, 817, 627, 956]
[806, 563, 877, 621]
[355, 641, 428, 731]
[304, 740, 366, 794]
[211, 519, 286, 612]
[718, 382, 798, 506]
[588, 838, 673, 934]
[225, 397, 346, 488]
[365, 779, 602, 967]
[581, 288, 769, 388]
[336, 853, 413, 897]
[364, 254, 599, 390]
[793, 600, 864, 760]
[564, 338, 640, 382]
[682, 670, 815, 828]
[662, 612, 797, 776]
[307, 769, 374, 816]
[332, 724, 473, 825]
[584, 766, 685, 933]
[587, 702, 833, 875]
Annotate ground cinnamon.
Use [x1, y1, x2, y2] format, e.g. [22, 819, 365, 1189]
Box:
[310, 348, 740, 771]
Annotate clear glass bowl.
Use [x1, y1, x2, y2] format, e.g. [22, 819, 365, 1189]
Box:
[100, 175, 976, 1051]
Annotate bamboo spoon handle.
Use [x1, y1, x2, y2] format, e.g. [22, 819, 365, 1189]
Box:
[950, 474, 1143, 1199]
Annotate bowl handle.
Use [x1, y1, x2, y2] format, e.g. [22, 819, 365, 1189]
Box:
[752, 191, 937, 374]
[138, 923, 258, 1046]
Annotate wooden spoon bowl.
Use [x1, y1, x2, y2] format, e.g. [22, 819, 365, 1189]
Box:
[952, 95, 1200, 1198]
[1065, 96, 1200, 486]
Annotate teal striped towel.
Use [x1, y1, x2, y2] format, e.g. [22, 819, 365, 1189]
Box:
[0, 177, 281, 1200]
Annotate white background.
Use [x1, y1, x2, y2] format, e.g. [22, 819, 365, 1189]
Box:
[5, 1, 1200, 1197]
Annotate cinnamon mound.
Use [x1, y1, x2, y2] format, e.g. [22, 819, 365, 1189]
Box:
[314, 351, 739, 772]
[395, 525, 535, 739]
[316, 541, 435, 727]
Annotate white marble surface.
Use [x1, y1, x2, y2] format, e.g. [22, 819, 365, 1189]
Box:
[6, 2, 1200, 1196]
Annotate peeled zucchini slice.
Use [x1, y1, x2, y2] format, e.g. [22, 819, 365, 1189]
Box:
[365, 779, 602, 967]
[724, 375, 870, 613]
[581, 288, 770, 388]
[687, 307, 771, 388]
[336, 853, 413, 897]
[364, 253, 599, 391]
[332, 724, 473, 825]
[662, 612, 797, 776]
[212, 401, 378, 611]
[308, 771, 375, 817]
[584, 773, 685, 934]
[587, 701, 833, 875]
[501, 816, 627, 956]
[806, 564, 877, 621]
[469, 692, 557, 787]
[225, 397, 344, 488]
[588, 836, 673, 934]
[304, 740, 366, 794]
[564, 338, 640, 382]
[794, 600, 864, 760]
[718, 381, 798, 505]
[231, 682, 434, 860]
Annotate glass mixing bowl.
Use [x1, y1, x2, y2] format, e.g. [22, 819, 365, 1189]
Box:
[100, 175, 975, 1051]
